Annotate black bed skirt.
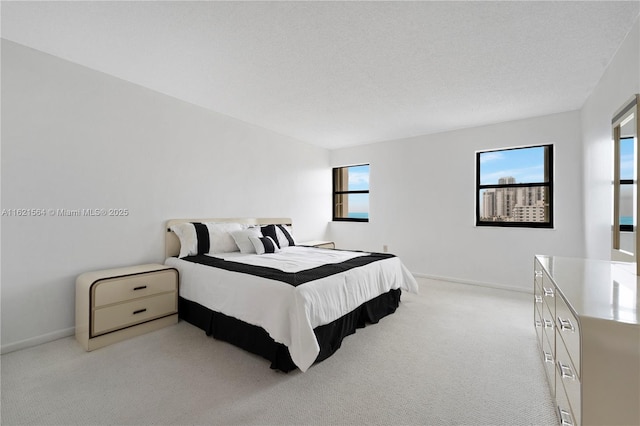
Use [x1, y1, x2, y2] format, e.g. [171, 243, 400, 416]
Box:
[178, 288, 402, 372]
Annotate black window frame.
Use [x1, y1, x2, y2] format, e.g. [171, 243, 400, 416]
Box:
[476, 144, 554, 229]
[332, 164, 370, 222]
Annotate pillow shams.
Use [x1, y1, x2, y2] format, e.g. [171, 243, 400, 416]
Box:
[261, 224, 296, 248]
[275, 224, 296, 247]
[206, 222, 243, 254]
[169, 222, 199, 258]
[170, 222, 244, 257]
[249, 236, 280, 255]
[171, 222, 293, 257]
[260, 225, 280, 247]
[231, 227, 263, 254]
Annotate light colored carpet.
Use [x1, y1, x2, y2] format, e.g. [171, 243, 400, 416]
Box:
[1, 278, 557, 425]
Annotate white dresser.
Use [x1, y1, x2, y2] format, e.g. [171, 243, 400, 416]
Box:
[534, 255, 640, 426]
[76, 264, 178, 351]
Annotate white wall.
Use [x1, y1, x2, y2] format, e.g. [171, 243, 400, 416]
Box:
[582, 18, 640, 261]
[329, 111, 585, 291]
[0, 40, 332, 352]
[3, 16, 637, 352]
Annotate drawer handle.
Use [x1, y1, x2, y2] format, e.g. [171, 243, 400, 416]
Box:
[133, 308, 147, 315]
[535, 320, 542, 328]
[535, 295, 543, 304]
[557, 361, 576, 380]
[557, 406, 574, 426]
[133, 285, 148, 291]
[534, 270, 543, 277]
[543, 351, 554, 364]
[543, 319, 554, 329]
[557, 317, 575, 332]
[543, 287, 554, 297]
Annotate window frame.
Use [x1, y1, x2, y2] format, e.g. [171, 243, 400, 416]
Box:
[475, 144, 554, 229]
[332, 164, 370, 222]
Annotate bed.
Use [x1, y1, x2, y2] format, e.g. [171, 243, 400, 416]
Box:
[164, 217, 418, 372]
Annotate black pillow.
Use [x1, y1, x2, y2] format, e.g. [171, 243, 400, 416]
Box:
[260, 224, 281, 248]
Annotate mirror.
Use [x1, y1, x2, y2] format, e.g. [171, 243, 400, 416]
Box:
[612, 94, 639, 274]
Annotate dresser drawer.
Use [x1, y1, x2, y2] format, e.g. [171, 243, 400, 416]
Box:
[534, 264, 544, 292]
[534, 302, 544, 346]
[542, 329, 556, 398]
[556, 382, 577, 426]
[541, 275, 556, 305]
[534, 255, 640, 426]
[555, 294, 581, 378]
[542, 299, 555, 337]
[556, 337, 581, 426]
[534, 280, 544, 308]
[92, 292, 177, 336]
[93, 269, 178, 307]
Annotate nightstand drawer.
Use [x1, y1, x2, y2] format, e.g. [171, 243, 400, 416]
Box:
[77, 264, 179, 351]
[299, 240, 335, 249]
[93, 269, 177, 307]
[92, 291, 177, 336]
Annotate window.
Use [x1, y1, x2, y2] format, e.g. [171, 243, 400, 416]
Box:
[618, 136, 634, 233]
[476, 144, 553, 228]
[333, 164, 369, 222]
[612, 95, 639, 269]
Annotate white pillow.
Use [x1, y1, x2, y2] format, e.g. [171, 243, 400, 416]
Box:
[231, 227, 263, 254]
[249, 236, 280, 255]
[205, 222, 243, 254]
[169, 223, 198, 258]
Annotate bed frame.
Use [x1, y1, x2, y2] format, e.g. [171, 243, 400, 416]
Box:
[165, 217, 401, 372]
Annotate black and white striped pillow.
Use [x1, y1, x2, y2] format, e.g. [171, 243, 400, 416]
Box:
[249, 236, 280, 255]
[170, 222, 243, 257]
[275, 224, 296, 247]
[170, 222, 206, 257]
[261, 224, 296, 248]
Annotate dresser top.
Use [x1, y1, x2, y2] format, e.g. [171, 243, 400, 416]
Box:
[536, 255, 640, 325]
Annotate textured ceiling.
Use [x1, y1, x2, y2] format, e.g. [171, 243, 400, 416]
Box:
[2, 1, 639, 149]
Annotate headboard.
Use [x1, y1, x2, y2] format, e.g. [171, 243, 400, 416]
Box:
[165, 217, 292, 259]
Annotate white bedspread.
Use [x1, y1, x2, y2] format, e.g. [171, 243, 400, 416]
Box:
[165, 246, 418, 371]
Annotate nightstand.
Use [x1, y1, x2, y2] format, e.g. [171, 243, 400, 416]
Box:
[299, 240, 336, 249]
[75, 264, 178, 351]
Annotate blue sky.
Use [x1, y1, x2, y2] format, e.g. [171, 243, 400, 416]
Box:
[347, 165, 370, 191]
[479, 146, 545, 185]
[347, 165, 369, 214]
[620, 137, 634, 180]
[619, 137, 634, 224]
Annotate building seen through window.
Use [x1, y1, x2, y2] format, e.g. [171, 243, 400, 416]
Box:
[476, 145, 553, 228]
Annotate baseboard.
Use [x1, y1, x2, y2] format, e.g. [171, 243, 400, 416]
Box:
[1, 326, 75, 355]
[411, 272, 533, 294]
